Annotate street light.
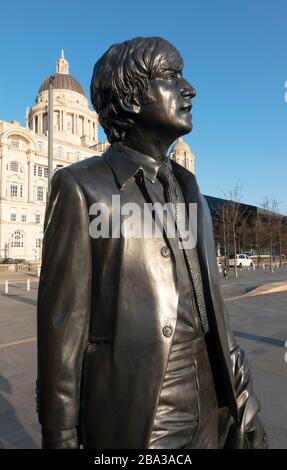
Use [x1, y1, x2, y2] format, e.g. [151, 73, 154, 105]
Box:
[37, 232, 44, 262]
[48, 75, 55, 194]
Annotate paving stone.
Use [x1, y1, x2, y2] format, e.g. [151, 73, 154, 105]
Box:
[0, 269, 287, 448]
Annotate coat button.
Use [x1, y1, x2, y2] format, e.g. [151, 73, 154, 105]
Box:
[162, 325, 173, 337]
[161, 246, 170, 258]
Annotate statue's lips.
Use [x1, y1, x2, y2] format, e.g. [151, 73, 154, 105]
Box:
[180, 104, 192, 112]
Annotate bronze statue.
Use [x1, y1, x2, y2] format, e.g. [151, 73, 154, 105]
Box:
[37, 37, 268, 449]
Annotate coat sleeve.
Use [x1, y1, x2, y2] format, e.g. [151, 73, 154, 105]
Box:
[201, 195, 268, 449]
[37, 167, 92, 431]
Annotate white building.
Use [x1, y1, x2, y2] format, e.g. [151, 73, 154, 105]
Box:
[0, 52, 108, 261]
[169, 137, 195, 174]
[0, 52, 195, 261]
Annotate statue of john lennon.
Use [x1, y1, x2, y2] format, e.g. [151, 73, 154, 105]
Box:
[37, 36, 268, 449]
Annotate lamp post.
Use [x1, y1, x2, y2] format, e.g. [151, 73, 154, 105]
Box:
[38, 233, 44, 262]
[48, 75, 55, 193]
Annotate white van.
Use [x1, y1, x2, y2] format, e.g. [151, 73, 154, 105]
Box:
[229, 254, 253, 268]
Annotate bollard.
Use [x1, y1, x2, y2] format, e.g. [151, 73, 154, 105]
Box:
[263, 264, 265, 270]
[5, 280, 8, 294]
[27, 278, 30, 292]
[276, 262, 279, 269]
[252, 263, 255, 271]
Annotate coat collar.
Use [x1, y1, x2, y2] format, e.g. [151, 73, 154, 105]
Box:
[103, 143, 171, 190]
[104, 143, 159, 189]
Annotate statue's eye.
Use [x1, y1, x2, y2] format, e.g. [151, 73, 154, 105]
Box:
[170, 71, 182, 82]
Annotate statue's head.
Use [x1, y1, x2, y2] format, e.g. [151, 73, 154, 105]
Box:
[90, 36, 196, 144]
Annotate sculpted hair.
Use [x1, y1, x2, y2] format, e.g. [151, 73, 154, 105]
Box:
[90, 36, 183, 143]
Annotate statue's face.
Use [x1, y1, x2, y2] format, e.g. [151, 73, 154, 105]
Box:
[138, 50, 196, 140]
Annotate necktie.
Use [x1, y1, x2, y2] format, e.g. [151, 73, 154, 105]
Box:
[157, 162, 209, 334]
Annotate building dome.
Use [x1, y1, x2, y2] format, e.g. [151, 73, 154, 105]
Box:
[170, 137, 191, 153]
[169, 137, 195, 174]
[27, 50, 98, 147]
[38, 73, 86, 97]
[37, 51, 86, 97]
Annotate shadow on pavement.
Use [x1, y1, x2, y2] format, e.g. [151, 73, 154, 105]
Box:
[0, 372, 39, 448]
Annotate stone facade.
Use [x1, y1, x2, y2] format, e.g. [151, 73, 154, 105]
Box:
[0, 52, 105, 261]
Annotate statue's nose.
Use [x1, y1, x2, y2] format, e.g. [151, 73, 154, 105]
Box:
[181, 79, 196, 99]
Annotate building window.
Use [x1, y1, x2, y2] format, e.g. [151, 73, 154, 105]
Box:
[37, 141, 44, 153]
[34, 165, 37, 176]
[37, 186, 44, 201]
[67, 114, 74, 133]
[75, 152, 81, 162]
[11, 231, 24, 248]
[10, 184, 18, 197]
[56, 146, 64, 158]
[43, 113, 48, 133]
[21, 214, 27, 222]
[53, 111, 60, 132]
[11, 213, 16, 221]
[9, 162, 20, 172]
[38, 167, 43, 177]
[35, 214, 41, 224]
[44, 168, 48, 178]
[10, 184, 23, 198]
[11, 139, 19, 149]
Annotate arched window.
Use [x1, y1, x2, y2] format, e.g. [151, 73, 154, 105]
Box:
[11, 231, 24, 248]
[56, 146, 64, 158]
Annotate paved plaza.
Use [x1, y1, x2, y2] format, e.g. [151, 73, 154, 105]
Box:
[0, 267, 286, 449]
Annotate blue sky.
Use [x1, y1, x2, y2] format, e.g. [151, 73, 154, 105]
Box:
[0, 0, 286, 211]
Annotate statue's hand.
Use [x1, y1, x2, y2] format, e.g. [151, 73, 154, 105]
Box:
[42, 427, 79, 449]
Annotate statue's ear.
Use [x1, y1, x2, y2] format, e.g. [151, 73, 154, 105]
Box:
[118, 94, 141, 116]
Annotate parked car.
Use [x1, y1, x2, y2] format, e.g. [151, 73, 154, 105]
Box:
[0, 258, 27, 264]
[229, 254, 253, 268]
[1, 258, 15, 264]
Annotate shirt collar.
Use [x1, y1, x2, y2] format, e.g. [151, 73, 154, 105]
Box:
[107, 142, 171, 190]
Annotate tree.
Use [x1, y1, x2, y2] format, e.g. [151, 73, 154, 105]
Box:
[259, 197, 280, 271]
[214, 183, 248, 277]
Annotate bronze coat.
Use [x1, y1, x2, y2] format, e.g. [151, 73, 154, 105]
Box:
[37, 145, 267, 448]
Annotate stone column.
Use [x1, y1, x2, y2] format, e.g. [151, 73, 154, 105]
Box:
[62, 112, 66, 133]
[73, 113, 76, 134]
[39, 114, 42, 134]
[94, 121, 98, 142]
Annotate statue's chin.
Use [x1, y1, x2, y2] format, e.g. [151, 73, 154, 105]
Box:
[176, 122, 192, 138]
